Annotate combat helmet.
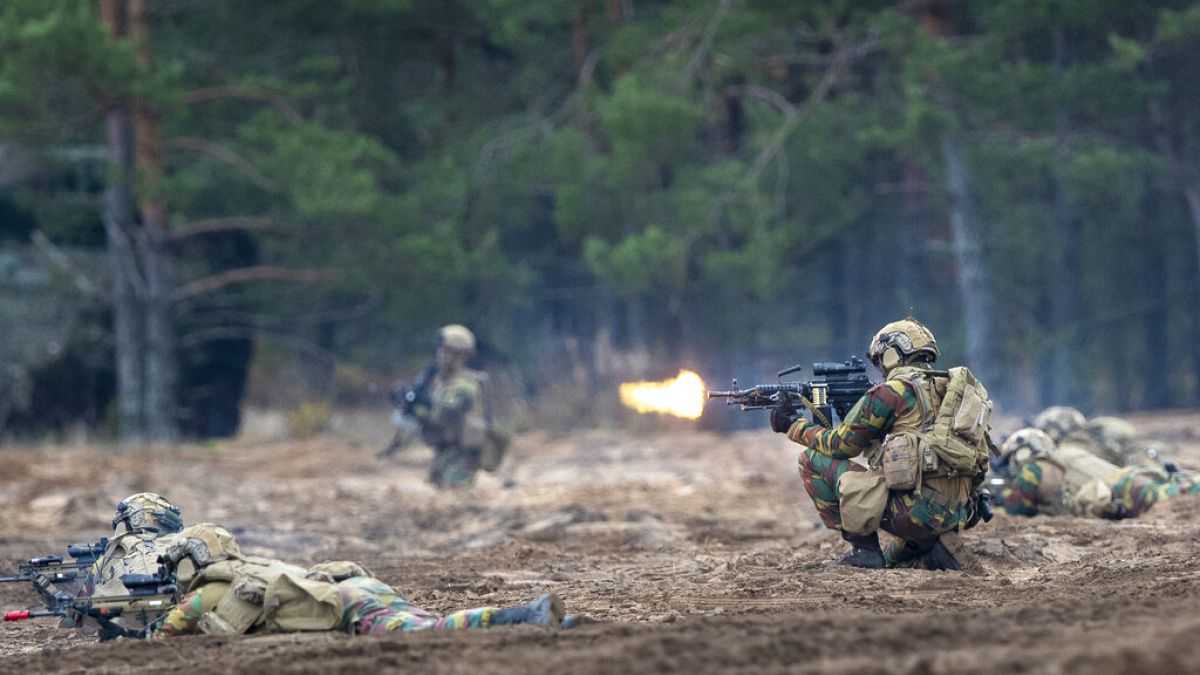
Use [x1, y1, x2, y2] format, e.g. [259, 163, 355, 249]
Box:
[1086, 417, 1137, 463]
[1000, 427, 1055, 470]
[866, 319, 939, 373]
[112, 492, 183, 536]
[1032, 406, 1086, 443]
[439, 324, 476, 353]
[160, 522, 240, 587]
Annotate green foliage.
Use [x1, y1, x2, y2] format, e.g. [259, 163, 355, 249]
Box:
[2, 0, 1200, 423]
[238, 111, 397, 218]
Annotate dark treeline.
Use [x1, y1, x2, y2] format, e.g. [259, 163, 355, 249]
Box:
[1, 0, 1198, 440]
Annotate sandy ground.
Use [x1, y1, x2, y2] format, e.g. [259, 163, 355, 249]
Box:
[2, 410, 1200, 673]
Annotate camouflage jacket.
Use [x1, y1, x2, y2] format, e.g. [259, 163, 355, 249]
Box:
[999, 458, 1069, 517]
[417, 367, 484, 448]
[64, 531, 177, 634]
[786, 372, 975, 504]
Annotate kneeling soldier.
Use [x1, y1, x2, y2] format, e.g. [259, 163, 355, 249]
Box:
[774, 319, 995, 570]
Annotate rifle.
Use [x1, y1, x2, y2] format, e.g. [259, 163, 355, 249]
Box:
[4, 569, 176, 641]
[379, 360, 437, 458]
[706, 356, 873, 427]
[392, 360, 437, 416]
[0, 539, 107, 599]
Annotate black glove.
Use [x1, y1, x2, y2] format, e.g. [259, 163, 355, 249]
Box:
[965, 489, 994, 530]
[770, 406, 798, 434]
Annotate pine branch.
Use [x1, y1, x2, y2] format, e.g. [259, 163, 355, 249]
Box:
[173, 266, 334, 301]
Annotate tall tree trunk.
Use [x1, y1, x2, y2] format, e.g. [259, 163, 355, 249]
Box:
[571, 2, 591, 79]
[898, 163, 927, 314]
[130, 0, 177, 441]
[1046, 28, 1082, 408]
[940, 137, 994, 380]
[1146, 101, 1200, 402]
[99, 0, 144, 444]
[1143, 235, 1170, 410]
[919, 0, 996, 382]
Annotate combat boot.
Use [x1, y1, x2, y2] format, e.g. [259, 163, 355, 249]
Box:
[490, 593, 566, 628]
[827, 531, 885, 569]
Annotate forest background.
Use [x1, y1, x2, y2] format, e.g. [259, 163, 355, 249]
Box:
[1, 0, 1198, 442]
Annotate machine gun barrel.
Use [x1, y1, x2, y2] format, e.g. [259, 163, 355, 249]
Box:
[706, 356, 873, 424]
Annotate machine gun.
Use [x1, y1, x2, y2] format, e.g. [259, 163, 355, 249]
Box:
[379, 360, 437, 458]
[4, 568, 177, 640]
[706, 356, 873, 427]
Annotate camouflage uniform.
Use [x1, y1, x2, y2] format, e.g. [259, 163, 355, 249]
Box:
[788, 368, 978, 566]
[1000, 449, 1200, 519]
[337, 576, 496, 634]
[1110, 466, 1200, 517]
[155, 526, 564, 637]
[999, 458, 1071, 517]
[156, 575, 500, 637]
[404, 324, 491, 488]
[418, 367, 485, 487]
[63, 492, 183, 637]
[1002, 461, 1200, 519]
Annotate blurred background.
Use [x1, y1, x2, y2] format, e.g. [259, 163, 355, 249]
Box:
[0, 0, 1197, 443]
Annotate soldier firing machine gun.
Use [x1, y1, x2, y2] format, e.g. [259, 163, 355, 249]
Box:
[2, 540, 177, 640]
[706, 356, 873, 427]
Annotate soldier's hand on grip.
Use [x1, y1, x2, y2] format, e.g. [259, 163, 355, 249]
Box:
[770, 406, 798, 434]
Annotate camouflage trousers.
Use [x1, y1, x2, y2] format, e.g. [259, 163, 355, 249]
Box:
[337, 577, 495, 635]
[1110, 466, 1200, 518]
[429, 444, 481, 488]
[797, 449, 971, 565]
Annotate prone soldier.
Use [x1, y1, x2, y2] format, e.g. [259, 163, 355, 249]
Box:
[63, 492, 183, 638]
[153, 523, 570, 637]
[998, 427, 1200, 518]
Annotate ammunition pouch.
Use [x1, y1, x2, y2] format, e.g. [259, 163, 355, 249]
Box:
[882, 432, 919, 490]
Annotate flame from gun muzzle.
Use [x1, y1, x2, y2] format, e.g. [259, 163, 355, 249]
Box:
[619, 370, 706, 420]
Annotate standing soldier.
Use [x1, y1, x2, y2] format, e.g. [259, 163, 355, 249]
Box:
[417, 324, 493, 488]
[772, 319, 995, 571]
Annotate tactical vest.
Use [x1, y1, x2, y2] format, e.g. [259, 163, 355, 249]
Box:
[190, 555, 344, 636]
[425, 368, 486, 448]
[85, 531, 178, 631]
[877, 366, 992, 502]
[1043, 443, 1124, 517]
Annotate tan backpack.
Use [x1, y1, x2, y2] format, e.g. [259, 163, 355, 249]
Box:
[196, 556, 344, 636]
[924, 367, 994, 475]
[1049, 444, 1124, 517]
[470, 370, 510, 472]
[881, 367, 994, 490]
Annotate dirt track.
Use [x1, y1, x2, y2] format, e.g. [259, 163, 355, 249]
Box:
[3, 411, 1200, 674]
